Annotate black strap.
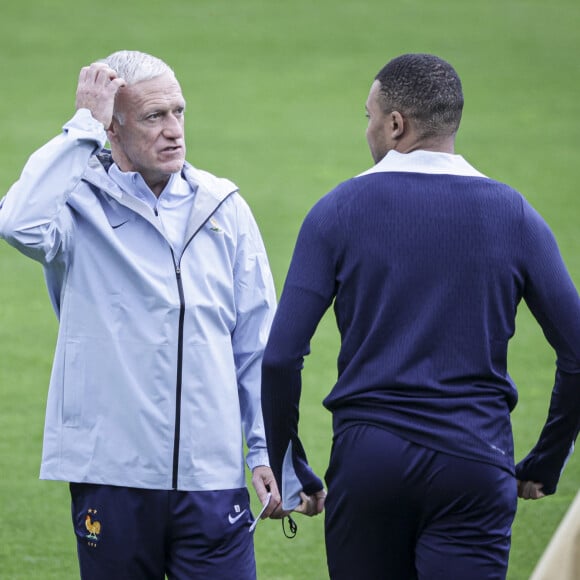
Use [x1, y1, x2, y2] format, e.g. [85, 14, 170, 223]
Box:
[282, 514, 298, 538]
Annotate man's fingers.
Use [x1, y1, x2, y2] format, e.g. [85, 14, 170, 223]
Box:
[77, 62, 126, 103]
[80, 62, 118, 82]
[268, 500, 290, 519]
[250, 466, 284, 519]
[315, 489, 327, 513]
[293, 495, 311, 515]
[294, 490, 326, 516]
[517, 480, 545, 500]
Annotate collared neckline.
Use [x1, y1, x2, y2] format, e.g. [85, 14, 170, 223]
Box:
[108, 165, 191, 211]
[357, 149, 487, 179]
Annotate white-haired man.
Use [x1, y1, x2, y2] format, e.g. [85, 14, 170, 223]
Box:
[0, 50, 279, 579]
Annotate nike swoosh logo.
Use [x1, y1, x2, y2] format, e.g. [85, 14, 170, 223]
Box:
[228, 509, 248, 525]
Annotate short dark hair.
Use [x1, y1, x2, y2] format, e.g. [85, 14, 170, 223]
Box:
[375, 53, 464, 138]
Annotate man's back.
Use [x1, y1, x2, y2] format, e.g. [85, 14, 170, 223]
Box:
[270, 154, 580, 473]
[261, 53, 580, 580]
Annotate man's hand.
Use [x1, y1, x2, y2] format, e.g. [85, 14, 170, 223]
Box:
[75, 62, 126, 129]
[517, 480, 545, 500]
[251, 465, 286, 519]
[294, 489, 326, 516]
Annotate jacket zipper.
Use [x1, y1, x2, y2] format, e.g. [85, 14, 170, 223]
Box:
[166, 189, 236, 490]
[155, 205, 185, 489]
[172, 260, 186, 490]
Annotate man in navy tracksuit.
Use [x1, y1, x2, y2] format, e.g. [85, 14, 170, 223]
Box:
[261, 53, 580, 579]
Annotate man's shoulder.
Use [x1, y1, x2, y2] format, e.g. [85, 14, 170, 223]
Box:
[182, 162, 238, 200]
[321, 172, 401, 205]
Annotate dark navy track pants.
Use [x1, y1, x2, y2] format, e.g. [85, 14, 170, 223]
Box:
[70, 483, 256, 580]
[324, 424, 517, 580]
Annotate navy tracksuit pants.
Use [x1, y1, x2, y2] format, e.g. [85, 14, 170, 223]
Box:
[70, 483, 256, 580]
[324, 424, 517, 580]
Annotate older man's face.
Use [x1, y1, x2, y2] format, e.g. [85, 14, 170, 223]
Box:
[108, 72, 186, 196]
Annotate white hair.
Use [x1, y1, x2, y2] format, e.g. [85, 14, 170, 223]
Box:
[102, 50, 177, 125]
[101, 50, 175, 85]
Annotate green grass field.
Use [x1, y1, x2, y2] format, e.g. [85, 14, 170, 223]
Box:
[1, 0, 579, 578]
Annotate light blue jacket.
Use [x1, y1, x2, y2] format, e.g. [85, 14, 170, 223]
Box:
[0, 110, 276, 491]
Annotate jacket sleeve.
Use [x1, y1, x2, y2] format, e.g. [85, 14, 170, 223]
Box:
[0, 109, 107, 264]
[231, 195, 278, 471]
[261, 198, 337, 509]
[515, 200, 580, 494]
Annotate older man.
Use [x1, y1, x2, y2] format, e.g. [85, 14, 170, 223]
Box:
[0, 50, 279, 579]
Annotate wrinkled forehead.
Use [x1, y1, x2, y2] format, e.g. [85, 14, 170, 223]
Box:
[115, 72, 185, 113]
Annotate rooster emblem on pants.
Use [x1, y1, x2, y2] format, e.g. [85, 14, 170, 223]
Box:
[85, 511, 101, 541]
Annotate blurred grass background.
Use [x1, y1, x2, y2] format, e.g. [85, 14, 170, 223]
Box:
[0, 0, 579, 578]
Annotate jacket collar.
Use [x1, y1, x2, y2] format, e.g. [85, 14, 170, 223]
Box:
[83, 151, 238, 242]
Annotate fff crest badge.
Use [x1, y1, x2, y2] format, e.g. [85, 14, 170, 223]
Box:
[84, 508, 102, 548]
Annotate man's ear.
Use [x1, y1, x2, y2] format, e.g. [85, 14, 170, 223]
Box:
[106, 119, 119, 145]
[389, 111, 405, 139]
